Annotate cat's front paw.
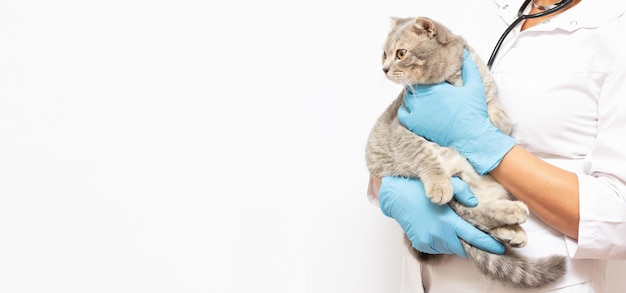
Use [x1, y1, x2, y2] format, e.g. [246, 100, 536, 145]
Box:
[489, 200, 530, 225]
[422, 176, 453, 205]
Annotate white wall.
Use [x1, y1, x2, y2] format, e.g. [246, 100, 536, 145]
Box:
[0, 1, 625, 292]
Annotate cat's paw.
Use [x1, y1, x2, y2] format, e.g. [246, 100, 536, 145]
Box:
[494, 200, 530, 225]
[422, 177, 453, 205]
[490, 225, 528, 248]
[503, 201, 530, 225]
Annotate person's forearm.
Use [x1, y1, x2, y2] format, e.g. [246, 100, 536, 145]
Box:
[489, 145, 580, 239]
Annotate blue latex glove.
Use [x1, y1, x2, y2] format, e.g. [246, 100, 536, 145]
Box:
[397, 50, 515, 174]
[380, 176, 505, 257]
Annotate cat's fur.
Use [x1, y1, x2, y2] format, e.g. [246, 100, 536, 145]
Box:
[365, 16, 566, 289]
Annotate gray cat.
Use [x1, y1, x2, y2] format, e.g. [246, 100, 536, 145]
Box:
[365, 16, 566, 289]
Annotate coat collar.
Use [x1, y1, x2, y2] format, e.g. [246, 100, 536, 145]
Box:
[492, 0, 625, 31]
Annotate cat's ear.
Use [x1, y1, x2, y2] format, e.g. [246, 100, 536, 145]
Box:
[412, 17, 436, 38]
[389, 17, 403, 29]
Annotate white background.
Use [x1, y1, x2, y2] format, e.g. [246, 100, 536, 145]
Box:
[0, 1, 624, 292]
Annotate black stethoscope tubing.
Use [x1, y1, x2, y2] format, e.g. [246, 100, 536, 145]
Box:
[486, 0, 575, 68]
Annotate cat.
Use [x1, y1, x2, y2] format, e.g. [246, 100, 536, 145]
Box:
[365, 16, 567, 289]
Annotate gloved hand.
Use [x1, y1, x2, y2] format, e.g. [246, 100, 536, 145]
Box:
[397, 50, 515, 174]
[380, 176, 504, 257]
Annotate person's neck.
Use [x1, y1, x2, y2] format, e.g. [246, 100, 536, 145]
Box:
[521, 0, 581, 31]
[532, 0, 581, 8]
[532, 0, 561, 6]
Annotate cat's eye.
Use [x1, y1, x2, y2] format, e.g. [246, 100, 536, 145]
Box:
[396, 49, 407, 59]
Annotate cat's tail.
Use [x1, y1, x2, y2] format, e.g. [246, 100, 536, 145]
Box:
[462, 241, 566, 289]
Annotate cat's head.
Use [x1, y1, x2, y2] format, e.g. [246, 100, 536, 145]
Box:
[382, 17, 464, 86]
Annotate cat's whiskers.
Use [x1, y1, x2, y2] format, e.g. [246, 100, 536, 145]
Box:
[401, 76, 418, 96]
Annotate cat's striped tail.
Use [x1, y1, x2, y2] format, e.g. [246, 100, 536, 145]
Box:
[462, 241, 567, 289]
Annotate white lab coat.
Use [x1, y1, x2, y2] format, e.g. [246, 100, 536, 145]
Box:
[368, 0, 626, 292]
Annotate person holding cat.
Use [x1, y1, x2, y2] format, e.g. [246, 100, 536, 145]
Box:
[369, 0, 626, 292]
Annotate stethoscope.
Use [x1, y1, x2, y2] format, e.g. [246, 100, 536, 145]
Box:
[487, 0, 574, 68]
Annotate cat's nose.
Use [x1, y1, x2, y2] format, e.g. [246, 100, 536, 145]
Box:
[383, 68, 389, 74]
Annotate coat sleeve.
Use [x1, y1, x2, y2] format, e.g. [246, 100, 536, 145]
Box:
[566, 30, 626, 259]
